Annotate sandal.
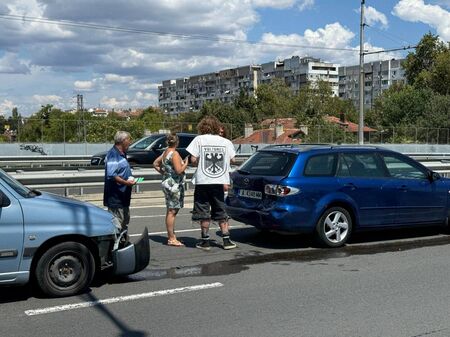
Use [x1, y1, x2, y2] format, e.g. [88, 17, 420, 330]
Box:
[167, 239, 184, 247]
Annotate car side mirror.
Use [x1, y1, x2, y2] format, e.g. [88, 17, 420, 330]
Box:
[427, 171, 441, 182]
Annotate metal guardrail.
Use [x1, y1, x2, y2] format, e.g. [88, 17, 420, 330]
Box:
[7, 161, 450, 196]
[0, 155, 92, 169]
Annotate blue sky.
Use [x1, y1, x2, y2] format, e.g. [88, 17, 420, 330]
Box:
[0, 0, 449, 116]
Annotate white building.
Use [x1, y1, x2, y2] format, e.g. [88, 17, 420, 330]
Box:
[262, 56, 339, 96]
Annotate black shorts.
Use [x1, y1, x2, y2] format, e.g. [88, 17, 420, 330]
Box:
[192, 184, 228, 222]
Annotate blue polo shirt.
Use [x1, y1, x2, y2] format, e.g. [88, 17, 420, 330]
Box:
[103, 145, 132, 208]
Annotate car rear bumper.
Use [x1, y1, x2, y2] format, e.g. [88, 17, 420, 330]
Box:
[226, 205, 311, 233]
[112, 227, 150, 275]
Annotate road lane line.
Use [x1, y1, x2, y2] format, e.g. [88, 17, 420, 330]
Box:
[129, 224, 248, 237]
[24, 282, 224, 316]
[131, 204, 193, 209]
[131, 215, 166, 218]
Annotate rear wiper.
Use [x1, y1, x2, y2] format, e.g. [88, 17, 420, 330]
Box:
[237, 169, 251, 175]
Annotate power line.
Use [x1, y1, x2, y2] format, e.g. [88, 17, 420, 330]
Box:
[365, 24, 414, 47]
[364, 45, 416, 55]
[0, 13, 407, 55]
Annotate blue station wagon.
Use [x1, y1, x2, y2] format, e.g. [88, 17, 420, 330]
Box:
[0, 169, 150, 297]
[226, 145, 450, 247]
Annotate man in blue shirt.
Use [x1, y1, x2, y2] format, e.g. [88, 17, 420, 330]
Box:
[103, 131, 136, 240]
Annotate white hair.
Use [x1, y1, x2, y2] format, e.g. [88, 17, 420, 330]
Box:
[114, 131, 131, 144]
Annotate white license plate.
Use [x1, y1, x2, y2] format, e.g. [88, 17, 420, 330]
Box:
[238, 189, 262, 200]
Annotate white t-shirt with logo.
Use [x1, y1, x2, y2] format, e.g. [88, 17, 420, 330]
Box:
[186, 134, 236, 185]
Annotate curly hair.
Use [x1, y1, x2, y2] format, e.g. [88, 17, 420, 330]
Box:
[197, 116, 221, 135]
[166, 133, 179, 147]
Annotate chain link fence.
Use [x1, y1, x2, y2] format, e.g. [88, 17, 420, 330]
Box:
[2, 118, 449, 145]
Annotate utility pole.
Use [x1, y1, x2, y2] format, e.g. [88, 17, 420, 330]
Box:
[358, 0, 365, 145]
[76, 94, 84, 111]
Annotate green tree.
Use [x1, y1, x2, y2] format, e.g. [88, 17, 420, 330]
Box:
[367, 84, 433, 128]
[138, 106, 165, 131]
[403, 32, 447, 86]
[255, 78, 294, 119]
[428, 50, 450, 95]
[234, 89, 258, 123]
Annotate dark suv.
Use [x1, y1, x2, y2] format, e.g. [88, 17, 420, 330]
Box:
[91, 133, 196, 166]
[226, 144, 450, 247]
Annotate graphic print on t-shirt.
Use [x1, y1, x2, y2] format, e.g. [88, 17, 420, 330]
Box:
[201, 146, 226, 178]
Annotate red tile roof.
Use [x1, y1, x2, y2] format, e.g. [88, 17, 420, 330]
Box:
[324, 116, 377, 132]
[233, 128, 304, 144]
[233, 116, 377, 144]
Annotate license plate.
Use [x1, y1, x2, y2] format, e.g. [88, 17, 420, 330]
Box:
[238, 189, 262, 200]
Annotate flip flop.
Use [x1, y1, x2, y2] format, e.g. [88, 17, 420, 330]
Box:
[167, 239, 185, 247]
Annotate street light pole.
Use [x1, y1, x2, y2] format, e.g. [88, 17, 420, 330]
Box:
[358, 0, 365, 145]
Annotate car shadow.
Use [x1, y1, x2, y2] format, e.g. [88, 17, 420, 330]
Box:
[0, 284, 36, 303]
[229, 224, 447, 249]
[349, 226, 444, 244]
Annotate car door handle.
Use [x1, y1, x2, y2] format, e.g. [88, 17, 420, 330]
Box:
[344, 183, 356, 190]
[398, 185, 408, 191]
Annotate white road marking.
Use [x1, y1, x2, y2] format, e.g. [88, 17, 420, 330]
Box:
[24, 282, 224, 316]
[129, 224, 248, 237]
[131, 215, 166, 219]
[131, 204, 193, 209]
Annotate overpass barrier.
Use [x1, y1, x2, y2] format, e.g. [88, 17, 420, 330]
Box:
[8, 162, 450, 197]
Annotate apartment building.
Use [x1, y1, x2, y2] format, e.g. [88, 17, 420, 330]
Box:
[159, 65, 260, 115]
[338, 58, 406, 108]
[159, 56, 339, 115]
[261, 56, 339, 96]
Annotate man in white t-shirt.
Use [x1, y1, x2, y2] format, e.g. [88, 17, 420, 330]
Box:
[186, 116, 237, 250]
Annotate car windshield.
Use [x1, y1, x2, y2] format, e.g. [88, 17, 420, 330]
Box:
[130, 135, 162, 150]
[0, 169, 33, 197]
[239, 151, 297, 176]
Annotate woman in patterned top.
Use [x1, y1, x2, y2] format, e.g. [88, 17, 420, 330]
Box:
[153, 134, 189, 246]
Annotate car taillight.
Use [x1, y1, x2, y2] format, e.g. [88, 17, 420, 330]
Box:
[264, 184, 300, 197]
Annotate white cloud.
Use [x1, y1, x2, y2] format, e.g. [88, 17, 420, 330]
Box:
[32, 94, 62, 104]
[365, 6, 388, 29]
[0, 99, 15, 115]
[6, 0, 74, 39]
[100, 95, 131, 109]
[252, 0, 297, 9]
[0, 53, 30, 74]
[129, 82, 159, 91]
[74, 80, 95, 91]
[393, 0, 450, 40]
[135, 91, 157, 101]
[258, 22, 357, 64]
[104, 74, 134, 83]
[298, 0, 315, 11]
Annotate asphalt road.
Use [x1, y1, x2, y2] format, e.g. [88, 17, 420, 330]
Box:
[2, 193, 450, 337]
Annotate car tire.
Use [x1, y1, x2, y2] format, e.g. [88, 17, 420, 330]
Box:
[35, 242, 95, 297]
[315, 207, 352, 248]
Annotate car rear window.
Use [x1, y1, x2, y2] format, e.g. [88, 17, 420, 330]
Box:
[239, 151, 297, 176]
[131, 135, 162, 149]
